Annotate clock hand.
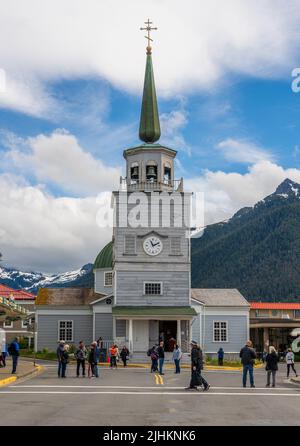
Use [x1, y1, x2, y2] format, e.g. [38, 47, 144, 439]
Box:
[152, 242, 160, 247]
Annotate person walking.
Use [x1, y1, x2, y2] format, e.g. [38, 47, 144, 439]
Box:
[0, 342, 7, 368]
[186, 341, 210, 391]
[240, 340, 257, 388]
[265, 346, 279, 387]
[60, 344, 70, 378]
[173, 344, 182, 374]
[109, 344, 118, 369]
[286, 348, 298, 379]
[75, 341, 87, 377]
[8, 337, 20, 374]
[157, 341, 165, 375]
[56, 340, 65, 378]
[217, 347, 224, 366]
[120, 346, 129, 367]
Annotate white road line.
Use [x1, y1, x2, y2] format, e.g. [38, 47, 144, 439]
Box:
[1, 391, 300, 396]
[11, 385, 298, 391]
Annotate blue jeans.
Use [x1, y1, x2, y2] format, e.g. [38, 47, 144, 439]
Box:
[174, 359, 180, 373]
[12, 355, 18, 374]
[243, 364, 254, 387]
[58, 361, 62, 377]
[93, 364, 99, 377]
[61, 362, 67, 377]
[159, 358, 164, 374]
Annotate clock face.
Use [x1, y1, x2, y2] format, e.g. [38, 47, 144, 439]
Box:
[143, 236, 163, 256]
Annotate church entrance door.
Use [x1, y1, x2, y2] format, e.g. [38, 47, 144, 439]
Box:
[159, 320, 177, 352]
[133, 320, 149, 352]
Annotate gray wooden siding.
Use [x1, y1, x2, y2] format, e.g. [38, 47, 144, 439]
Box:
[115, 270, 190, 306]
[94, 268, 113, 295]
[116, 319, 126, 337]
[37, 315, 93, 351]
[191, 315, 201, 345]
[94, 313, 113, 340]
[203, 315, 248, 353]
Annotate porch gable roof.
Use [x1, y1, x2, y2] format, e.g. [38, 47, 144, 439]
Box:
[112, 306, 197, 317]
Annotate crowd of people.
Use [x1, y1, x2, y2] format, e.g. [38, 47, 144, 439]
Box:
[1, 336, 298, 389]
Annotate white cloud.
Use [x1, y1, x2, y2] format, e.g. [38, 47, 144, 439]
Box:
[0, 174, 112, 273]
[0, 1, 300, 115]
[4, 129, 121, 195]
[186, 160, 300, 227]
[217, 138, 274, 163]
[160, 109, 191, 155]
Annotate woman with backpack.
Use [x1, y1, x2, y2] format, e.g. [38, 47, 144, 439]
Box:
[286, 348, 298, 379]
[265, 346, 279, 387]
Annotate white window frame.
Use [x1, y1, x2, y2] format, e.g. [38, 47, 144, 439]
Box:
[4, 319, 13, 328]
[213, 320, 228, 343]
[58, 320, 73, 342]
[21, 319, 28, 329]
[104, 271, 113, 287]
[143, 281, 163, 296]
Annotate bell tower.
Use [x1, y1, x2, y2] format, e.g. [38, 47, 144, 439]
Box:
[112, 20, 195, 354]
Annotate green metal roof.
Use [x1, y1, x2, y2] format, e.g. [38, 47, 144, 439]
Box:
[112, 306, 197, 316]
[139, 53, 161, 143]
[93, 241, 113, 269]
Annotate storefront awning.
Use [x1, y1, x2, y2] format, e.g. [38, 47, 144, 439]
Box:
[112, 306, 197, 317]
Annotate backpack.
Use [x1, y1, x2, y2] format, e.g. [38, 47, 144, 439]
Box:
[8, 343, 16, 355]
[147, 349, 152, 357]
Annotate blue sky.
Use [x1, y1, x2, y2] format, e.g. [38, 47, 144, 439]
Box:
[2, 0, 300, 273]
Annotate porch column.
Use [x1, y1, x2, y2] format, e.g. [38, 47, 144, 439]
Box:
[112, 317, 116, 342]
[177, 320, 181, 347]
[128, 318, 133, 353]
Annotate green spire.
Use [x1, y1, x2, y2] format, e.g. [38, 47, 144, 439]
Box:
[139, 51, 161, 143]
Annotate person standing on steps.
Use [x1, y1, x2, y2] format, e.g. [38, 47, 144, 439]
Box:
[217, 347, 224, 366]
[56, 340, 65, 378]
[286, 348, 298, 379]
[240, 340, 257, 388]
[75, 340, 87, 377]
[173, 344, 182, 374]
[265, 346, 279, 387]
[157, 341, 165, 375]
[186, 341, 210, 391]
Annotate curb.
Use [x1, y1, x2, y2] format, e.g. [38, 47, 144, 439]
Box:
[0, 364, 44, 387]
[0, 376, 17, 387]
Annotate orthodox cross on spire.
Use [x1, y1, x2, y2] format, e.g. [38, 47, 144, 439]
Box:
[140, 19, 157, 55]
[138, 19, 161, 144]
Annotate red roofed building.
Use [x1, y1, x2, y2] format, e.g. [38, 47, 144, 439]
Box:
[250, 301, 300, 354]
[0, 284, 36, 347]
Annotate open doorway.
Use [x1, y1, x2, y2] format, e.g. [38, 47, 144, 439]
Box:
[159, 320, 177, 352]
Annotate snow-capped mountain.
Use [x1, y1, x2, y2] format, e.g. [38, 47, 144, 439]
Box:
[0, 264, 94, 294]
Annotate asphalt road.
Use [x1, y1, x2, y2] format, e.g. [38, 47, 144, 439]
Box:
[0, 362, 299, 426]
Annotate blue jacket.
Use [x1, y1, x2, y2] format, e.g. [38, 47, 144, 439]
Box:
[218, 348, 224, 359]
[172, 348, 182, 361]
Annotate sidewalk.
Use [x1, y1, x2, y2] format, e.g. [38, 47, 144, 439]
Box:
[0, 357, 42, 386]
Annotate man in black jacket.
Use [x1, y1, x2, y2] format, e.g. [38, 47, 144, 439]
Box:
[240, 340, 257, 388]
[186, 341, 210, 391]
[157, 341, 165, 375]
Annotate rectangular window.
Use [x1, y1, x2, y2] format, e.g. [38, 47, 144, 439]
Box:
[213, 321, 228, 342]
[58, 320, 73, 342]
[22, 320, 28, 328]
[144, 282, 162, 295]
[104, 271, 113, 287]
[170, 237, 182, 255]
[124, 235, 136, 255]
[4, 319, 13, 328]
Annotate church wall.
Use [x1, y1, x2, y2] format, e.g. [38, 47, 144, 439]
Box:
[94, 313, 113, 340]
[37, 314, 93, 351]
[94, 268, 113, 295]
[115, 270, 190, 306]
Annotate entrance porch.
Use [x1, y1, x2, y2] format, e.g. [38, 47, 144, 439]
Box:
[112, 306, 197, 354]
